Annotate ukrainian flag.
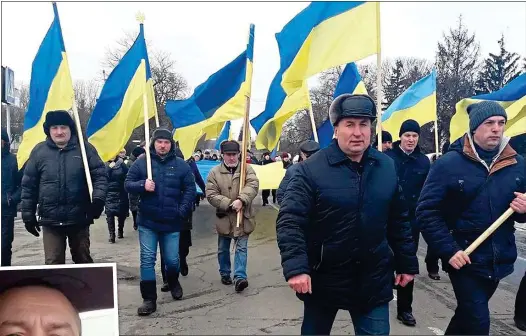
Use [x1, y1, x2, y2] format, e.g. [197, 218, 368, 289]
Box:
[251, 2, 379, 151]
[214, 121, 232, 150]
[86, 22, 157, 162]
[382, 70, 437, 142]
[167, 24, 255, 159]
[450, 73, 526, 142]
[17, 3, 74, 170]
[316, 62, 368, 148]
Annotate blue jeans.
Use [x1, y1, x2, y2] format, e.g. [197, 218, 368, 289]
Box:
[301, 302, 390, 335]
[218, 235, 248, 280]
[139, 225, 180, 281]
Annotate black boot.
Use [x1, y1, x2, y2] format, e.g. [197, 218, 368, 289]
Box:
[181, 257, 188, 276]
[107, 217, 116, 243]
[397, 312, 416, 326]
[137, 281, 157, 316]
[167, 269, 183, 300]
[118, 217, 125, 239]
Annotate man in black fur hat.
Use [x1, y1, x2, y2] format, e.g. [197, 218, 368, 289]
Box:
[20, 110, 108, 265]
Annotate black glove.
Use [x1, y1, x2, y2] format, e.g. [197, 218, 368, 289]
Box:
[24, 218, 41, 237]
[89, 198, 105, 219]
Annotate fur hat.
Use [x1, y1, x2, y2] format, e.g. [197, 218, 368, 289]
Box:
[151, 128, 172, 142]
[43, 110, 76, 137]
[329, 94, 377, 126]
[299, 140, 320, 157]
[220, 140, 240, 154]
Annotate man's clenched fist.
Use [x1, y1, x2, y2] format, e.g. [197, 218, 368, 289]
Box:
[449, 250, 471, 270]
[287, 274, 312, 294]
[145, 179, 155, 192]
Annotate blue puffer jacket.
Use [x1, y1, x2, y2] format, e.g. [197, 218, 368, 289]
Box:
[125, 143, 196, 233]
[417, 134, 526, 281]
[277, 140, 418, 312]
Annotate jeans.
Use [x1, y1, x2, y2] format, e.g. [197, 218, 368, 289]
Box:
[161, 230, 192, 283]
[42, 226, 93, 265]
[1, 216, 14, 266]
[139, 225, 180, 281]
[445, 270, 499, 335]
[301, 302, 390, 335]
[515, 271, 526, 321]
[218, 235, 248, 280]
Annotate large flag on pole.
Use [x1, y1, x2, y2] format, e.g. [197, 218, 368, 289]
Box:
[381, 70, 437, 142]
[17, 3, 74, 169]
[86, 21, 157, 162]
[450, 73, 526, 142]
[250, 1, 379, 151]
[166, 25, 255, 159]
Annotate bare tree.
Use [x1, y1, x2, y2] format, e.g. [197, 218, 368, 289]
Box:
[74, 80, 100, 134]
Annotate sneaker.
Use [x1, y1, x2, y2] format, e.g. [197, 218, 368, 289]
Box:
[221, 276, 232, 285]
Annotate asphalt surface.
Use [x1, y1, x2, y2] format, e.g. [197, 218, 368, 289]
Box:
[10, 199, 526, 335]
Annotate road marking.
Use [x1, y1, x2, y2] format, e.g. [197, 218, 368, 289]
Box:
[428, 327, 444, 335]
[270, 204, 280, 211]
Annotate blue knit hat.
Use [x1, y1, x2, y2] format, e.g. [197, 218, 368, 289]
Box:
[468, 101, 507, 133]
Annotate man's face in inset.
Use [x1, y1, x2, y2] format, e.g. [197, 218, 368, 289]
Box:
[154, 139, 171, 156]
[473, 116, 506, 151]
[50, 125, 71, 147]
[382, 141, 392, 152]
[0, 285, 81, 336]
[223, 152, 239, 167]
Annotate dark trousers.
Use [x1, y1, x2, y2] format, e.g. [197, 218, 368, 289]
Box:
[42, 225, 94, 265]
[301, 301, 390, 335]
[515, 271, 526, 321]
[161, 229, 192, 283]
[106, 215, 126, 233]
[262, 189, 276, 204]
[445, 270, 499, 335]
[425, 246, 440, 274]
[1, 216, 14, 266]
[397, 225, 419, 313]
[131, 211, 138, 227]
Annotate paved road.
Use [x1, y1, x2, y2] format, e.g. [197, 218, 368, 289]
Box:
[10, 199, 526, 335]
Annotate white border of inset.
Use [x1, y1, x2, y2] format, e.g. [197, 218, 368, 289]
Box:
[0, 263, 120, 336]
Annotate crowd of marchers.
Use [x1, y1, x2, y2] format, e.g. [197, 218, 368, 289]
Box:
[1, 93, 526, 335]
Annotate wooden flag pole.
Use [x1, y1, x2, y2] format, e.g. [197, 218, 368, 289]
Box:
[71, 100, 94, 201]
[434, 119, 440, 156]
[307, 92, 319, 142]
[375, 2, 383, 152]
[237, 24, 255, 228]
[141, 59, 153, 180]
[465, 197, 525, 255]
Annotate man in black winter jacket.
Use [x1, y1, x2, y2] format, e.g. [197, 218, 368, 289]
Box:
[417, 101, 526, 335]
[21, 110, 108, 265]
[1, 128, 22, 266]
[385, 119, 430, 327]
[276, 93, 418, 335]
[125, 128, 196, 316]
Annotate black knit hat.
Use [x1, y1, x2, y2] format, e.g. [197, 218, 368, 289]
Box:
[43, 110, 76, 136]
[299, 140, 320, 157]
[151, 128, 172, 142]
[131, 146, 145, 158]
[468, 101, 507, 133]
[220, 140, 240, 154]
[1, 128, 9, 143]
[329, 94, 377, 126]
[375, 130, 392, 144]
[399, 119, 420, 137]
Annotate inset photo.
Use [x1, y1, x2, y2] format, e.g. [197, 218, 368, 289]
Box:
[0, 263, 118, 336]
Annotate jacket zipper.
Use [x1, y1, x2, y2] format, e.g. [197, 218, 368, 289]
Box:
[314, 244, 324, 271]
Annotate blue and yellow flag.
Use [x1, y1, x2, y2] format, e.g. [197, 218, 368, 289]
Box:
[214, 121, 232, 150]
[86, 22, 157, 162]
[382, 70, 437, 142]
[167, 25, 255, 159]
[17, 3, 74, 169]
[251, 2, 379, 150]
[315, 62, 368, 148]
[450, 73, 526, 142]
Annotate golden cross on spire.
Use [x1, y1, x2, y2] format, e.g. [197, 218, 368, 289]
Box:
[135, 11, 145, 24]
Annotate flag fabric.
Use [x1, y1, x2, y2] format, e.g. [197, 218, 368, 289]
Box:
[214, 121, 231, 150]
[315, 62, 368, 148]
[450, 73, 526, 142]
[251, 1, 379, 151]
[86, 23, 156, 162]
[381, 70, 437, 142]
[167, 25, 255, 159]
[17, 3, 74, 169]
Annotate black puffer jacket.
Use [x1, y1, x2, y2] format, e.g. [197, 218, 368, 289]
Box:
[105, 158, 129, 217]
[127, 154, 141, 212]
[277, 140, 418, 312]
[21, 136, 107, 227]
[1, 145, 22, 218]
[386, 141, 430, 218]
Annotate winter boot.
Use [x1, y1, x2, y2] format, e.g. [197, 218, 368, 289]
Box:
[180, 257, 189, 277]
[107, 217, 116, 243]
[117, 217, 125, 239]
[167, 269, 183, 300]
[137, 281, 157, 316]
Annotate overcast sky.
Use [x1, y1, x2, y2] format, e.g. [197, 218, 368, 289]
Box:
[2, 1, 525, 132]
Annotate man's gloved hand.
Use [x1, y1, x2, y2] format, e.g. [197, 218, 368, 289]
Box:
[24, 216, 41, 237]
[89, 198, 105, 219]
